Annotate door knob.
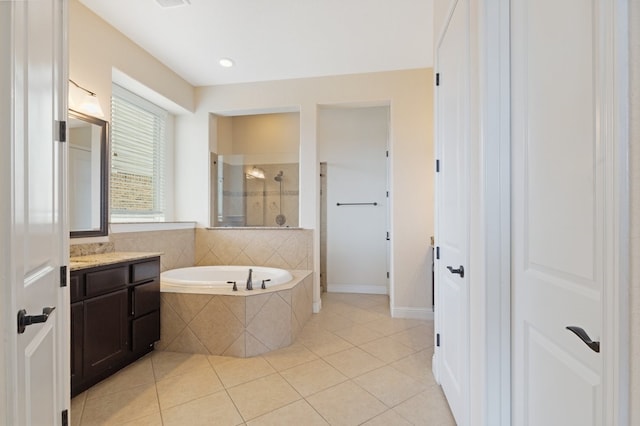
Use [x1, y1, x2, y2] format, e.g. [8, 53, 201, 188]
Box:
[446, 265, 464, 278]
[17, 306, 55, 334]
[566, 326, 600, 353]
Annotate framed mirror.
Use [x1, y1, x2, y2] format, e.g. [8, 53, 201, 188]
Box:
[69, 110, 108, 238]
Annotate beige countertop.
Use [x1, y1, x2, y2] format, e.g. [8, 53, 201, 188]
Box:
[69, 252, 162, 271]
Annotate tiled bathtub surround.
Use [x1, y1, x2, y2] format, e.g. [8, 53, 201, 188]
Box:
[195, 228, 313, 270]
[70, 229, 195, 272]
[110, 229, 195, 272]
[158, 271, 313, 357]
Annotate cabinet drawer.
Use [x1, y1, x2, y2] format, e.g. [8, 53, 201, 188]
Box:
[132, 280, 160, 317]
[85, 266, 128, 297]
[70, 274, 83, 302]
[132, 311, 160, 352]
[131, 259, 160, 283]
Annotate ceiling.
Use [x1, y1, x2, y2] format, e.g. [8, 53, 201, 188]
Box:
[80, 0, 434, 87]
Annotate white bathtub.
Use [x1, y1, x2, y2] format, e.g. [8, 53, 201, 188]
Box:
[161, 265, 293, 294]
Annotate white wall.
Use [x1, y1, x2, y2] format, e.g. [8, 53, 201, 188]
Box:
[630, 0, 639, 422]
[318, 106, 389, 295]
[175, 69, 434, 316]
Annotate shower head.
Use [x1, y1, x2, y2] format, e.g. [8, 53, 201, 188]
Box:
[274, 171, 284, 182]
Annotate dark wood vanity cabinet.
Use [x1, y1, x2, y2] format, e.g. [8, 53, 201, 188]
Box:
[70, 257, 160, 397]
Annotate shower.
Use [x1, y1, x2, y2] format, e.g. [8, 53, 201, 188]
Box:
[274, 171, 286, 225]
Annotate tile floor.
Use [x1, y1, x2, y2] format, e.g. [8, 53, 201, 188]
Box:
[71, 292, 455, 425]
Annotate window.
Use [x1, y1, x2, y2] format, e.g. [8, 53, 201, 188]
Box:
[110, 84, 167, 222]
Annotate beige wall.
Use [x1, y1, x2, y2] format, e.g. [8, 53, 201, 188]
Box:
[230, 113, 300, 157]
[176, 69, 434, 315]
[69, 0, 194, 120]
[630, 0, 639, 421]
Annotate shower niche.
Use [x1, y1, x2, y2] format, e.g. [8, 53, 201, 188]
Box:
[211, 112, 300, 227]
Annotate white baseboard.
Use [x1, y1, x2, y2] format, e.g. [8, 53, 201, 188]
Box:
[327, 284, 388, 295]
[391, 306, 434, 320]
[313, 300, 322, 313]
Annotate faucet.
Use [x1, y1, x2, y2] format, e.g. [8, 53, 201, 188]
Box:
[246, 268, 253, 290]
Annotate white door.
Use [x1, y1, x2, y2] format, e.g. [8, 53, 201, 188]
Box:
[434, 0, 470, 424]
[511, 0, 616, 424]
[1, 0, 68, 424]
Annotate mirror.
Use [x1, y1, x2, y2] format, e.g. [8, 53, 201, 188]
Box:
[69, 110, 108, 237]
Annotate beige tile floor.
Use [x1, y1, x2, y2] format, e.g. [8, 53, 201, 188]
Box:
[71, 292, 455, 426]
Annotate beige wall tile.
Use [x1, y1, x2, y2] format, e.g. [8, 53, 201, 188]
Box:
[189, 298, 245, 355]
[163, 293, 212, 324]
[156, 297, 187, 350]
[164, 327, 209, 355]
[246, 295, 292, 350]
[194, 229, 313, 271]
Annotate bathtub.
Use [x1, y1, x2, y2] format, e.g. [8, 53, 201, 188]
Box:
[158, 265, 313, 357]
[161, 265, 293, 293]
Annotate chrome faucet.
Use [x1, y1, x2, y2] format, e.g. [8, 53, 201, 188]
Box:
[246, 268, 253, 290]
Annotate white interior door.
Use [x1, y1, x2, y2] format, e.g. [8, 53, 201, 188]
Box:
[434, 1, 470, 424]
[2, 0, 67, 424]
[511, 0, 614, 424]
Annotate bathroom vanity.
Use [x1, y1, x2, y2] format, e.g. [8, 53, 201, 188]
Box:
[69, 253, 161, 397]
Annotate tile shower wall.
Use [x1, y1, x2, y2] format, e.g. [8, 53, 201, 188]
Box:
[195, 228, 313, 270]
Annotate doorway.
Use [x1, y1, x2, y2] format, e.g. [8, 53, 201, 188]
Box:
[318, 106, 390, 295]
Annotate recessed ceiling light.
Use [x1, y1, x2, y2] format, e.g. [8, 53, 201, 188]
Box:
[155, 0, 190, 8]
[219, 58, 235, 68]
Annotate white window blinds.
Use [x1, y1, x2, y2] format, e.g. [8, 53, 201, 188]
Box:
[110, 84, 167, 221]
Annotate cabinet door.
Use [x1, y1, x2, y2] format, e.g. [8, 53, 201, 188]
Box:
[83, 289, 128, 378]
[70, 302, 84, 392]
[133, 280, 160, 317]
[132, 311, 160, 353]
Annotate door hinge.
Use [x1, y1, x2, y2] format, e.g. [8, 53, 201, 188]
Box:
[386, 191, 389, 198]
[436, 333, 441, 347]
[56, 120, 66, 143]
[386, 271, 390, 279]
[386, 150, 389, 158]
[386, 231, 390, 241]
[436, 73, 440, 86]
[436, 246, 440, 260]
[436, 159, 440, 172]
[60, 265, 67, 287]
[62, 409, 68, 426]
